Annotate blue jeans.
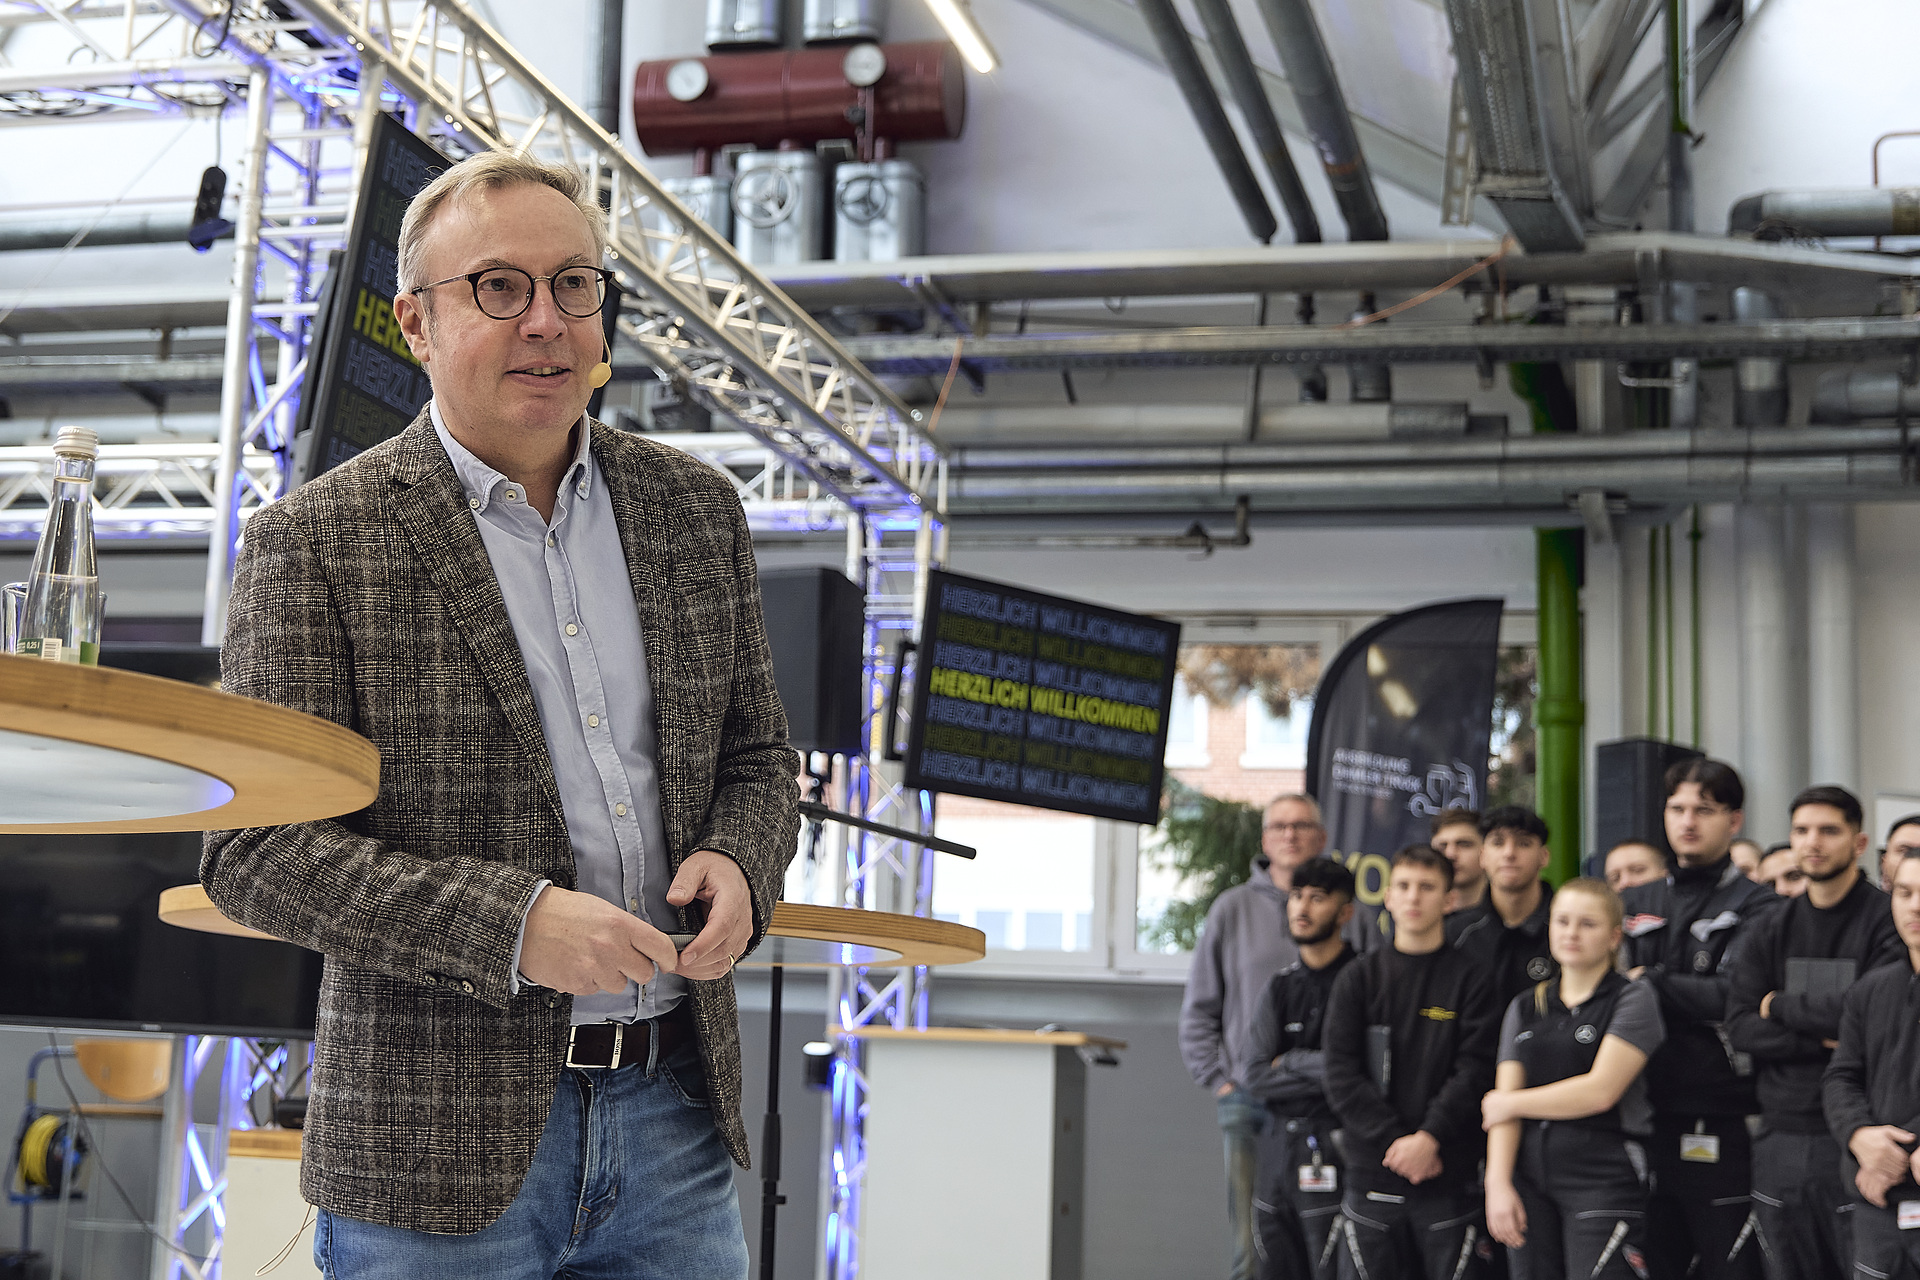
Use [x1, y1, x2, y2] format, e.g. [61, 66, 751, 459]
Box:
[315, 1040, 747, 1280]
[1219, 1087, 1268, 1280]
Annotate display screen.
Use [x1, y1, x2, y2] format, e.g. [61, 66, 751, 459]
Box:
[0, 831, 321, 1038]
[902, 570, 1181, 825]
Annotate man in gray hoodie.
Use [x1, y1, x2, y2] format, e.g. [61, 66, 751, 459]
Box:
[1182, 792, 1328, 1280]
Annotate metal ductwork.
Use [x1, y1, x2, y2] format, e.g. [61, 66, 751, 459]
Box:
[1810, 370, 1920, 423]
[1729, 188, 1920, 240]
[939, 425, 1917, 515]
[1730, 288, 1787, 426]
[0, 214, 236, 252]
[1188, 0, 1320, 245]
[1136, 0, 1277, 244]
[929, 402, 1482, 446]
[1253, 0, 1389, 243]
[1439, 0, 1590, 251]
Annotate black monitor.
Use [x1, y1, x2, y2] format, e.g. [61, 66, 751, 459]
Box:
[0, 830, 321, 1038]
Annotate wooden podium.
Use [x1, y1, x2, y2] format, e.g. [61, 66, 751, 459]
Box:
[840, 1025, 1126, 1280]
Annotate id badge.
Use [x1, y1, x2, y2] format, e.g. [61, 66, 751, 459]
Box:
[1898, 1202, 1920, 1231]
[1679, 1132, 1721, 1163]
[1298, 1164, 1338, 1193]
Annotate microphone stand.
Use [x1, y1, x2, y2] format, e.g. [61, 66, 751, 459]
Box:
[755, 785, 976, 1280]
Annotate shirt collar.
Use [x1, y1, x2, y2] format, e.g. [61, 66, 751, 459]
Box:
[429, 398, 594, 513]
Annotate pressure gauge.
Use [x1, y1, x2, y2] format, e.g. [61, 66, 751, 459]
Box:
[843, 43, 887, 89]
[665, 59, 711, 103]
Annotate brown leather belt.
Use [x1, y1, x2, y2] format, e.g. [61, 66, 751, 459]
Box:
[565, 1005, 693, 1070]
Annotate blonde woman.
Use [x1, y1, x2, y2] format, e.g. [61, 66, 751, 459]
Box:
[1482, 879, 1665, 1279]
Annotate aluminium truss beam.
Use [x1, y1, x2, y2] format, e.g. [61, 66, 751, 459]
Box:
[182, 0, 940, 515]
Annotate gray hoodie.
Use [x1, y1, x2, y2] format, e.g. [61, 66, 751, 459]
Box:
[1179, 853, 1301, 1093]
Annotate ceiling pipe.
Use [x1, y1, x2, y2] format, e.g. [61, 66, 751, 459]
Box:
[584, 0, 626, 138]
[1730, 287, 1787, 426]
[1730, 188, 1920, 240]
[944, 423, 1907, 473]
[1253, 0, 1388, 243]
[928, 402, 1477, 446]
[1187, 0, 1320, 245]
[1810, 370, 1920, 423]
[1135, 0, 1278, 245]
[0, 214, 232, 252]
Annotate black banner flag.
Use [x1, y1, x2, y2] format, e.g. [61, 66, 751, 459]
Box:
[1305, 597, 1505, 878]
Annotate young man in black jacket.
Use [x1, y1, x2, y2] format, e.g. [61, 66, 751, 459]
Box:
[1619, 759, 1775, 1280]
[1325, 844, 1499, 1280]
[1727, 785, 1902, 1280]
[1824, 848, 1920, 1279]
[1446, 806, 1556, 1013]
[1246, 858, 1360, 1280]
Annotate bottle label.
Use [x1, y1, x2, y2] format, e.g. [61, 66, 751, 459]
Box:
[17, 638, 98, 665]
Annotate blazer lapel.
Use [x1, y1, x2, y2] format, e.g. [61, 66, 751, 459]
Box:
[387, 414, 566, 830]
[594, 423, 676, 770]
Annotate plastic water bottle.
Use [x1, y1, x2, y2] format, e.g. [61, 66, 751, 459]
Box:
[17, 425, 101, 664]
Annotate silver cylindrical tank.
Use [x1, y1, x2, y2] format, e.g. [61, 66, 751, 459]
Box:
[706, 0, 783, 49]
[804, 0, 886, 44]
[833, 158, 925, 262]
[731, 150, 826, 265]
[664, 174, 735, 244]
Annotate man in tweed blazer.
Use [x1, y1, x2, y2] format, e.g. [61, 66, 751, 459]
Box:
[203, 152, 799, 1277]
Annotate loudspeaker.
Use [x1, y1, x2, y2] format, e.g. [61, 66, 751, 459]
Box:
[757, 567, 865, 756]
[1595, 737, 1705, 863]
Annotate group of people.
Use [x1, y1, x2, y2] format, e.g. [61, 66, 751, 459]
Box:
[1181, 764, 1920, 1280]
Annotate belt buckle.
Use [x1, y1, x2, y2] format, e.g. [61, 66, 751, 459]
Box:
[565, 1023, 625, 1069]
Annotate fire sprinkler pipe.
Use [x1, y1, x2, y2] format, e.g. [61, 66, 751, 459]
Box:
[1253, 0, 1389, 244]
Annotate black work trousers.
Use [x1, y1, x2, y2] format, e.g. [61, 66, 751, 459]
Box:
[1509, 1121, 1651, 1280]
[1750, 1126, 1853, 1280]
[1852, 1196, 1920, 1280]
[1254, 1115, 1343, 1280]
[1336, 1181, 1487, 1280]
[1643, 1116, 1763, 1280]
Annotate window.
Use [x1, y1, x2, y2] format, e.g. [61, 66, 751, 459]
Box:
[1241, 694, 1312, 770]
[931, 797, 1097, 957]
[1162, 676, 1211, 768]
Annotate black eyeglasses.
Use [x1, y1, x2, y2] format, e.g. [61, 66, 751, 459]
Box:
[410, 265, 613, 320]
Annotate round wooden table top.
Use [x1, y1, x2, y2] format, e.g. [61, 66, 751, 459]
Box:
[158, 886, 986, 970]
[0, 653, 378, 834]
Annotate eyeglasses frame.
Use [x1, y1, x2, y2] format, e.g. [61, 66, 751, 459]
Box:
[408, 265, 616, 320]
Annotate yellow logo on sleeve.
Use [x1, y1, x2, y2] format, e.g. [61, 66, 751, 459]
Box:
[1418, 1007, 1458, 1021]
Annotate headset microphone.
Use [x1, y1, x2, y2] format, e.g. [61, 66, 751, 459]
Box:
[588, 338, 612, 390]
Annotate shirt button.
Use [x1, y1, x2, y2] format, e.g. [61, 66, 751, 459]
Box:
[547, 535, 556, 547]
[565, 623, 578, 636]
[468, 497, 480, 509]
[616, 802, 628, 816]
[588, 714, 600, 728]
[578, 484, 588, 496]
[461, 980, 475, 994]
[504, 488, 518, 501]
[629, 897, 639, 911]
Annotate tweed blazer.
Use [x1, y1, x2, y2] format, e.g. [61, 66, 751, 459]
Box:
[202, 410, 800, 1234]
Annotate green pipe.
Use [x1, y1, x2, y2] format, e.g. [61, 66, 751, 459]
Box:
[1537, 527, 1584, 886]
[1664, 524, 1677, 740]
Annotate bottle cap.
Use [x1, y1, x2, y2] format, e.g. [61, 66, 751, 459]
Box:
[52, 424, 98, 460]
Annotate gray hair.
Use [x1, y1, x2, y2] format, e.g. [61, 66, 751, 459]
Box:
[1266, 793, 1324, 825]
[395, 150, 608, 294]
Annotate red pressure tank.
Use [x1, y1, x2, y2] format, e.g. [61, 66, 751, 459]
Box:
[631, 41, 965, 155]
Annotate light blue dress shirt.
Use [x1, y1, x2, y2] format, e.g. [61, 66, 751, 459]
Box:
[431, 402, 682, 1023]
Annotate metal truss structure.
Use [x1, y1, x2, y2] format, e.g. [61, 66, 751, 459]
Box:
[819, 508, 944, 1280]
[150, 1035, 301, 1280]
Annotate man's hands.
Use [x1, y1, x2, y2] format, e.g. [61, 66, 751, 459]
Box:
[1485, 1180, 1527, 1249]
[1382, 1130, 1443, 1184]
[1850, 1125, 1916, 1207]
[668, 849, 754, 982]
[1216, 1082, 1237, 1098]
[1760, 990, 1776, 1020]
[518, 886, 679, 996]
